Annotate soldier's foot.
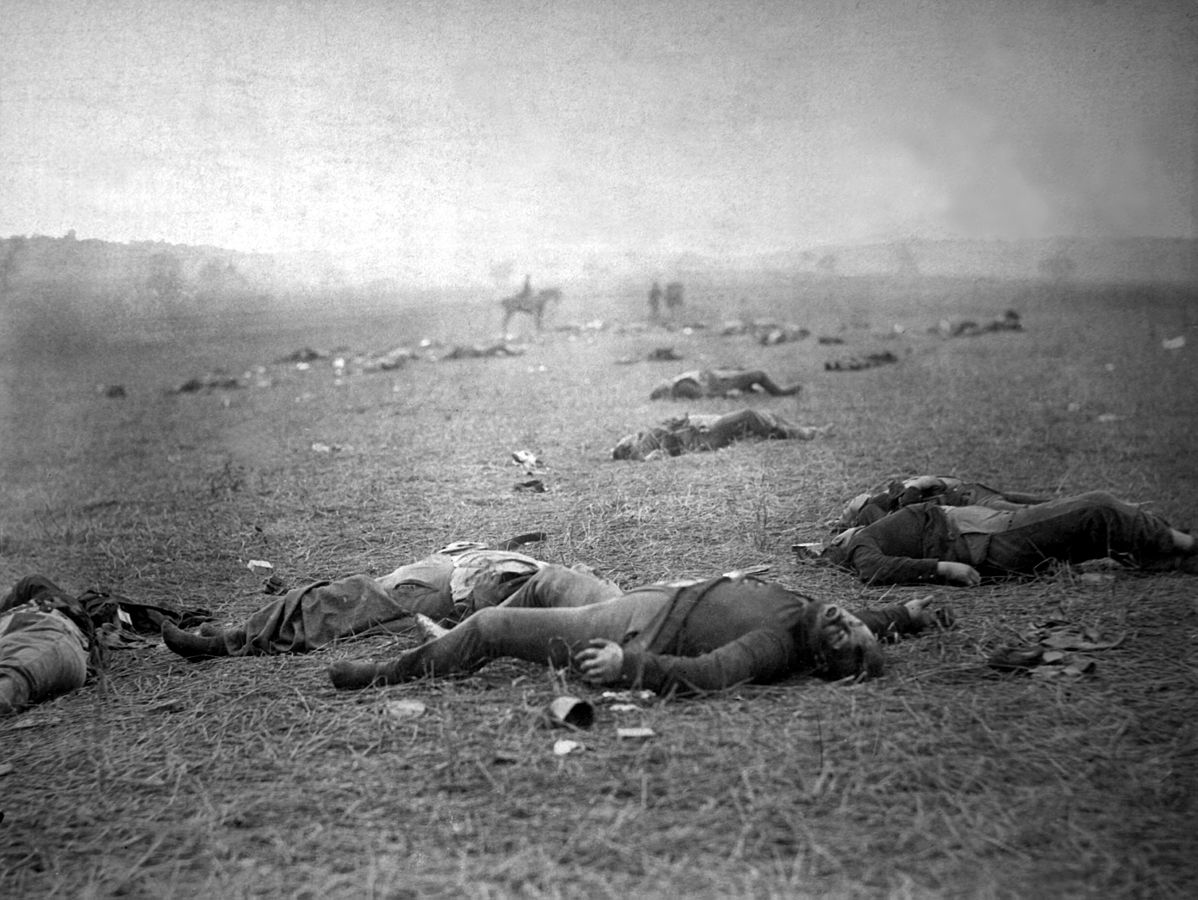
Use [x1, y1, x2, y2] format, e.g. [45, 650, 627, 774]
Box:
[328, 660, 385, 690]
[162, 621, 228, 659]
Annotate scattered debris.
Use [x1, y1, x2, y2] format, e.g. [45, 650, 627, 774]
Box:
[1162, 335, 1185, 350]
[246, 559, 274, 577]
[511, 450, 547, 491]
[600, 690, 654, 703]
[543, 696, 594, 730]
[384, 699, 426, 721]
[511, 450, 543, 472]
[988, 646, 1046, 671]
[1036, 624, 1125, 652]
[617, 727, 656, 741]
[722, 564, 771, 580]
[553, 739, 584, 755]
[646, 346, 683, 361]
[988, 622, 1124, 678]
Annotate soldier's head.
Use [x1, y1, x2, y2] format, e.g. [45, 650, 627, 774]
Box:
[798, 600, 883, 680]
[819, 525, 864, 569]
[611, 432, 642, 460]
[648, 380, 673, 400]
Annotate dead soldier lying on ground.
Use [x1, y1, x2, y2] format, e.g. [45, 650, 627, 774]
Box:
[329, 564, 947, 696]
[1, 576, 210, 716]
[822, 490, 1198, 586]
[611, 408, 831, 461]
[161, 535, 558, 659]
[836, 474, 1051, 529]
[649, 367, 802, 400]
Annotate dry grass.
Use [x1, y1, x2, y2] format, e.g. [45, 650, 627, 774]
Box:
[1, 275, 1196, 898]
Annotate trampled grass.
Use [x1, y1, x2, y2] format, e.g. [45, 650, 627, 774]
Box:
[1, 275, 1196, 898]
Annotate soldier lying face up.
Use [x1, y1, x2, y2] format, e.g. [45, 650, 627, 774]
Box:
[329, 565, 942, 696]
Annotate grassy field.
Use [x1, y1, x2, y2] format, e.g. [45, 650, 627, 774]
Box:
[1, 274, 1196, 899]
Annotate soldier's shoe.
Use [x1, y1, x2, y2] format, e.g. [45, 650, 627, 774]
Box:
[328, 660, 384, 690]
[162, 621, 228, 659]
[988, 645, 1044, 672]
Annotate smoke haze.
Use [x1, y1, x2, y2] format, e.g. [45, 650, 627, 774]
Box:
[2, 0, 1194, 285]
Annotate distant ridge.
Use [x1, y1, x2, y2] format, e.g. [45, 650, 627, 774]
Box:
[777, 237, 1198, 283]
[1, 234, 1194, 301]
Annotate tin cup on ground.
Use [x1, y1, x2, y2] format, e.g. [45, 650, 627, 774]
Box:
[543, 696, 594, 730]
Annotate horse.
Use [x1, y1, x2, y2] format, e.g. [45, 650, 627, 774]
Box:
[501, 287, 562, 333]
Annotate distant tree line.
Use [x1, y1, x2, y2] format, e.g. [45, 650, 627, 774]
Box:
[0, 233, 275, 316]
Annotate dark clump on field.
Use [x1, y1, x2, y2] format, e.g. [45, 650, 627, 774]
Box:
[1, 277, 1196, 898]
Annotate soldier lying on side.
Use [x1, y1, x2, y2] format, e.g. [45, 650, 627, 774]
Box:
[822, 491, 1198, 586]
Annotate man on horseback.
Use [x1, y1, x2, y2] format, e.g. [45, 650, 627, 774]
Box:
[500, 275, 561, 333]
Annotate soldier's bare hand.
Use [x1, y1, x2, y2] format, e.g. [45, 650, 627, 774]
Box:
[467, 567, 511, 612]
[937, 561, 981, 586]
[575, 639, 623, 684]
[903, 595, 954, 630]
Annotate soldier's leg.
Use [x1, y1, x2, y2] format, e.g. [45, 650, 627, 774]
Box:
[0, 609, 88, 716]
[983, 491, 1187, 575]
[164, 575, 428, 659]
[329, 588, 672, 689]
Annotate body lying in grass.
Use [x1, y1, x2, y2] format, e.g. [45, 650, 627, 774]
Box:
[1, 576, 209, 716]
[611, 408, 830, 461]
[837, 474, 1051, 529]
[328, 564, 944, 696]
[161, 538, 557, 659]
[649, 368, 802, 401]
[822, 490, 1198, 586]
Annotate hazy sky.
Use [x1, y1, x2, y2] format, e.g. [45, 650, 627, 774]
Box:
[2, 0, 1195, 283]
